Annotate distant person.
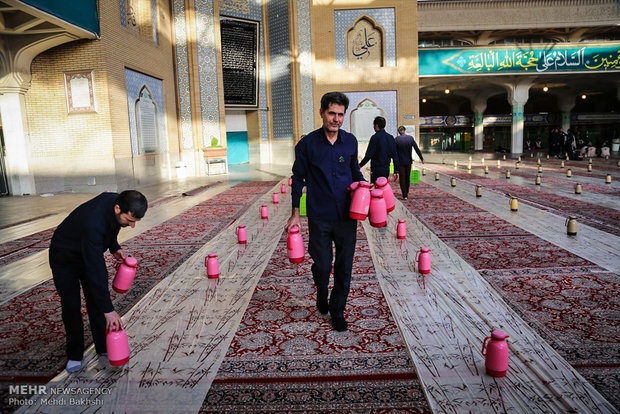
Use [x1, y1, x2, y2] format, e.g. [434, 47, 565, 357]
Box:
[524, 139, 533, 151]
[395, 126, 424, 200]
[535, 139, 543, 150]
[286, 92, 365, 332]
[359, 116, 399, 183]
[601, 141, 611, 158]
[49, 190, 148, 373]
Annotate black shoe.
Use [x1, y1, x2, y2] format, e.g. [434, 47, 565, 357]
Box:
[316, 299, 328, 315]
[331, 316, 348, 332]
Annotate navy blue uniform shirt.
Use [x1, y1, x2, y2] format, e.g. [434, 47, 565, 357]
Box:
[359, 129, 399, 173]
[291, 128, 365, 221]
[395, 133, 424, 165]
[50, 192, 122, 313]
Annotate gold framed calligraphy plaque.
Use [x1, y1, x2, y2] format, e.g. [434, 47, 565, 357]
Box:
[346, 16, 384, 68]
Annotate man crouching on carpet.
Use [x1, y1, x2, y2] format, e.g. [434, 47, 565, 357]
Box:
[49, 190, 147, 373]
[285, 92, 365, 332]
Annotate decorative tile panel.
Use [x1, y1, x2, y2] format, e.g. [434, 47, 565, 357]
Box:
[297, 0, 314, 135]
[219, 0, 269, 141]
[268, 0, 294, 141]
[344, 90, 398, 142]
[173, 0, 193, 150]
[334, 8, 396, 68]
[195, 0, 222, 148]
[124, 68, 168, 155]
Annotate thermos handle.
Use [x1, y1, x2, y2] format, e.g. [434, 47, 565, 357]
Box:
[565, 217, 569, 226]
[415, 250, 420, 261]
[481, 336, 491, 356]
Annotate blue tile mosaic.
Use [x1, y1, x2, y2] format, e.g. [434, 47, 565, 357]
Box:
[267, 0, 294, 141]
[195, 0, 222, 148]
[334, 8, 396, 68]
[219, 0, 269, 141]
[124, 68, 168, 155]
[344, 90, 398, 142]
[120, 0, 126, 26]
[297, 0, 314, 135]
[173, 0, 193, 150]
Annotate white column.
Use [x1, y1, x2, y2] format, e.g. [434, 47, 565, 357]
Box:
[505, 79, 532, 155]
[557, 93, 576, 133]
[0, 91, 36, 195]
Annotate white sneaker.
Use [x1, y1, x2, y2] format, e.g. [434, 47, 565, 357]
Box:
[66, 360, 82, 373]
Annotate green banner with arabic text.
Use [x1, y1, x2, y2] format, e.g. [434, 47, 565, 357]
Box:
[419, 43, 620, 76]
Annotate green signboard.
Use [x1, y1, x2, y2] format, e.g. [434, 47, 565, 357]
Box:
[419, 43, 620, 76]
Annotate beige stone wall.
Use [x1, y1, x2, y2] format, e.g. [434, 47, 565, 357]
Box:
[24, 0, 179, 193]
[418, 0, 619, 32]
[311, 0, 419, 134]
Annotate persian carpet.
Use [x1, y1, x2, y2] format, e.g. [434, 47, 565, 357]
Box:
[399, 181, 619, 409]
[0, 182, 277, 404]
[200, 218, 431, 413]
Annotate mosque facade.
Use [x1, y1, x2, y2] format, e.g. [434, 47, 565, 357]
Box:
[0, 0, 618, 196]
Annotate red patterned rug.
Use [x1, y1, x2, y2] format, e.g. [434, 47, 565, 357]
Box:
[400, 181, 620, 409]
[0, 182, 277, 386]
[201, 219, 431, 413]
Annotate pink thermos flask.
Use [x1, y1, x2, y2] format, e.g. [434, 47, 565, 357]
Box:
[112, 256, 138, 293]
[481, 330, 510, 377]
[369, 189, 387, 228]
[272, 192, 279, 204]
[349, 181, 372, 220]
[416, 247, 431, 274]
[281, 183, 286, 193]
[287, 226, 304, 263]
[260, 204, 268, 219]
[236, 225, 247, 244]
[106, 327, 130, 366]
[374, 177, 395, 213]
[288, 177, 292, 186]
[397, 219, 406, 239]
[205, 254, 219, 279]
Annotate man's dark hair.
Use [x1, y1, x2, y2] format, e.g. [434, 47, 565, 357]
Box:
[320, 92, 349, 112]
[398, 126, 406, 135]
[115, 190, 148, 218]
[374, 116, 386, 129]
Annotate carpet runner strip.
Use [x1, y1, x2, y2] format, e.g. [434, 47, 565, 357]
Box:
[15, 181, 288, 413]
[395, 178, 619, 411]
[200, 219, 430, 413]
[431, 164, 620, 235]
[363, 199, 616, 413]
[0, 182, 276, 402]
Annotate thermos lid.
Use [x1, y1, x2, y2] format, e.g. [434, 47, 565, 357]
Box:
[208, 253, 217, 258]
[398, 219, 406, 223]
[238, 224, 245, 228]
[371, 189, 384, 197]
[491, 330, 509, 340]
[262, 204, 267, 207]
[125, 256, 138, 267]
[359, 181, 371, 188]
[420, 247, 430, 253]
[289, 226, 299, 233]
[375, 177, 388, 186]
[348, 181, 359, 190]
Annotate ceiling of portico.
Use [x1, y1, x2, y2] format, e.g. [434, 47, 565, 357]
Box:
[419, 72, 620, 115]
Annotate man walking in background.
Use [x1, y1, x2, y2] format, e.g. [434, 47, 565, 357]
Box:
[395, 126, 424, 200]
[359, 116, 399, 183]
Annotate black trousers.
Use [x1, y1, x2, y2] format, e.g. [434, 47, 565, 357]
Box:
[398, 164, 412, 198]
[371, 168, 389, 184]
[49, 248, 107, 361]
[307, 218, 357, 318]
